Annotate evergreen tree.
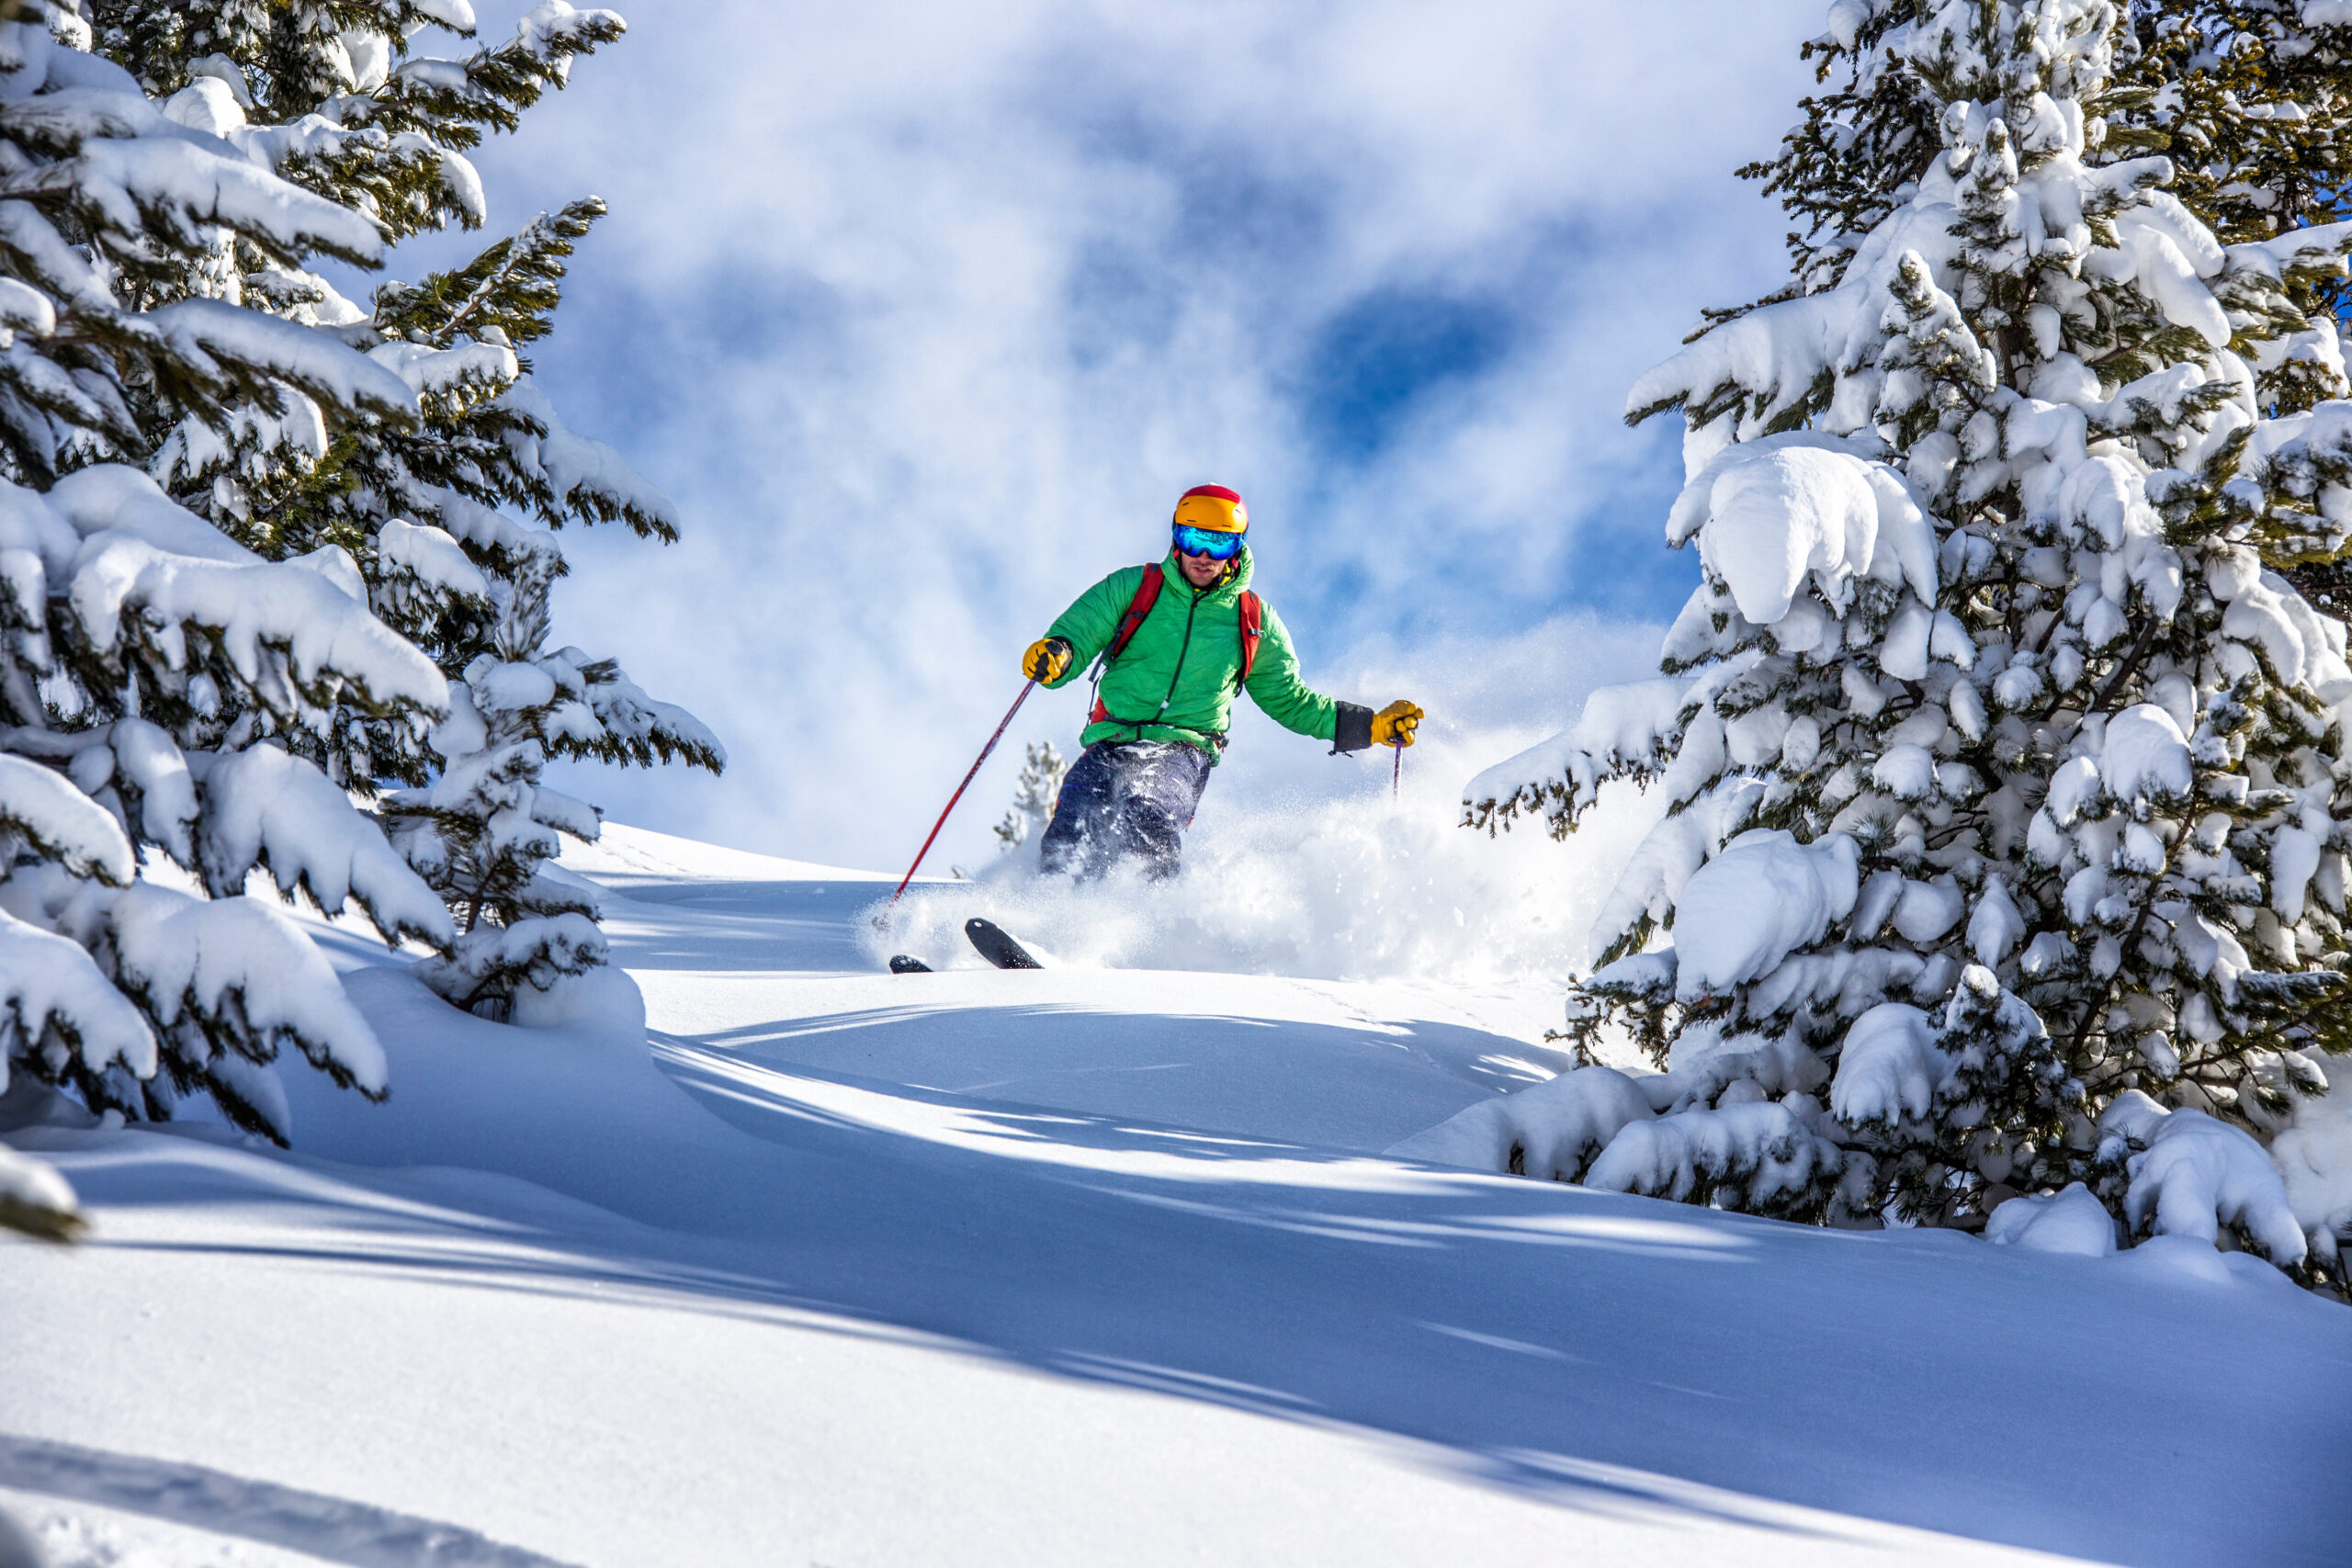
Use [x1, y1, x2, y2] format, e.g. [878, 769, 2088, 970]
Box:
[1735, 0, 1944, 303]
[2111, 3, 2352, 275]
[2107, 0, 2352, 610]
[89, 5, 677, 777]
[0, 0, 715, 1136]
[382, 542, 718, 1018]
[91, 3, 725, 1015]
[994, 740, 1067, 852]
[0, 0, 462, 1141]
[1458, 0, 2352, 1288]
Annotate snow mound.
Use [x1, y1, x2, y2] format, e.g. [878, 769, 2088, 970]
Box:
[508, 961, 647, 1035]
[1584, 1100, 1846, 1216]
[1984, 1183, 2118, 1257]
[0, 1139, 82, 1240]
[2100, 1091, 2308, 1264]
[1385, 1065, 1656, 1181]
[2270, 1089, 2352, 1269]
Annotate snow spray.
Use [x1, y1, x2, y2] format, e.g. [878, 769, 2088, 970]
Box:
[865, 773, 1664, 985]
[888, 678, 1037, 907]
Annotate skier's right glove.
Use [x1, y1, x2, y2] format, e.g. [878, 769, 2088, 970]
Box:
[1023, 637, 1073, 682]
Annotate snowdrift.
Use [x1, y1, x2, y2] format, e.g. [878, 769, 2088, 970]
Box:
[4, 823, 2347, 1568]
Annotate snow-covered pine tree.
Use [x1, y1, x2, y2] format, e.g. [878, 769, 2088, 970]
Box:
[380, 541, 718, 1019]
[994, 740, 1066, 852]
[288, 196, 703, 807]
[2108, 0, 2352, 610]
[2111, 2, 2352, 308]
[378, 547, 595, 1019]
[1753, 6, 2352, 536]
[1453, 0, 2352, 1287]
[0, 1, 464, 1141]
[92, 5, 663, 778]
[356, 199, 722, 1018]
[96, 0, 621, 251]
[91, 4, 724, 1016]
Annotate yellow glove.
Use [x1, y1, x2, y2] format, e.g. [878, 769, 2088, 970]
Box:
[1023, 637, 1072, 682]
[1372, 700, 1423, 748]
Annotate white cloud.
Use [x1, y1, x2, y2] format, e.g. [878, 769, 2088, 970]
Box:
[415, 0, 1824, 868]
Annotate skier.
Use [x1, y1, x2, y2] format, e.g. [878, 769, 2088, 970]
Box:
[1020, 484, 1422, 879]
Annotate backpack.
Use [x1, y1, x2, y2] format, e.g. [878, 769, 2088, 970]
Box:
[1086, 563, 1262, 728]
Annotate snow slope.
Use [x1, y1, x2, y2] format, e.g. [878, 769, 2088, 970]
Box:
[4, 822, 2349, 1567]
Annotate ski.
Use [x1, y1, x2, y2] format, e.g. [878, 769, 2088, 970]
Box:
[888, 954, 933, 975]
[965, 917, 1043, 970]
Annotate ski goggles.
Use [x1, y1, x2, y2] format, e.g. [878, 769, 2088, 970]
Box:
[1172, 523, 1245, 560]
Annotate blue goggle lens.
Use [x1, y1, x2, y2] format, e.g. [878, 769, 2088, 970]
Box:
[1173, 524, 1243, 560]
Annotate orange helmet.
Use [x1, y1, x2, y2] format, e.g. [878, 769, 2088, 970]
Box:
[1171, 483, 1247, 535]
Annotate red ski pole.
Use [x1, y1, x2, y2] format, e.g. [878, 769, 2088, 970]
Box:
[889, 678, 1038, 906]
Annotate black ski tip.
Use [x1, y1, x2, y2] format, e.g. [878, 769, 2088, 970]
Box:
[966, 917, 1043, 970]
[888, 954, 933, 975]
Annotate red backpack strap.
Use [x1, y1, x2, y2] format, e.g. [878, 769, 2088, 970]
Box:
[1104, 563, 1164, 663]
[1089, 563, 1166, 725]
[1237, 591, 1262, 686]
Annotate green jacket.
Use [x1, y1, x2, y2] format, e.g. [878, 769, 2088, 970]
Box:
[1041, 546, 1365, 761]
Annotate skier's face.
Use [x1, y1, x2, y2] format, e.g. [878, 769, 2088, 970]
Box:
[1174, 547, 1227, 587]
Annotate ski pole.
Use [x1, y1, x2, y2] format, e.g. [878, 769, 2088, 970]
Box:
[1392, 738, 1403, 800]
[889, 678, 1037, 906]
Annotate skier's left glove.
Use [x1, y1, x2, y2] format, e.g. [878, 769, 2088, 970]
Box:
[1371, 700, 1423, 748]
[1023, 637, 1073, 682]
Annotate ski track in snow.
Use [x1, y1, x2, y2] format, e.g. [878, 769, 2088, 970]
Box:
[0, 1438, 576, 1568]
[4, 823, 2349, 1567]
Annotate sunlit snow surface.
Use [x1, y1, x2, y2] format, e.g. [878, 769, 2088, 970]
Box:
[4, 821, 2348, 1568]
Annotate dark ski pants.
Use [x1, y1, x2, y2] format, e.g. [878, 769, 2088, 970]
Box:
[1038, 740, 1214, 880]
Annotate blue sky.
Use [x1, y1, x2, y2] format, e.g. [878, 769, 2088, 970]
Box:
[385, 0, 1824, 867]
